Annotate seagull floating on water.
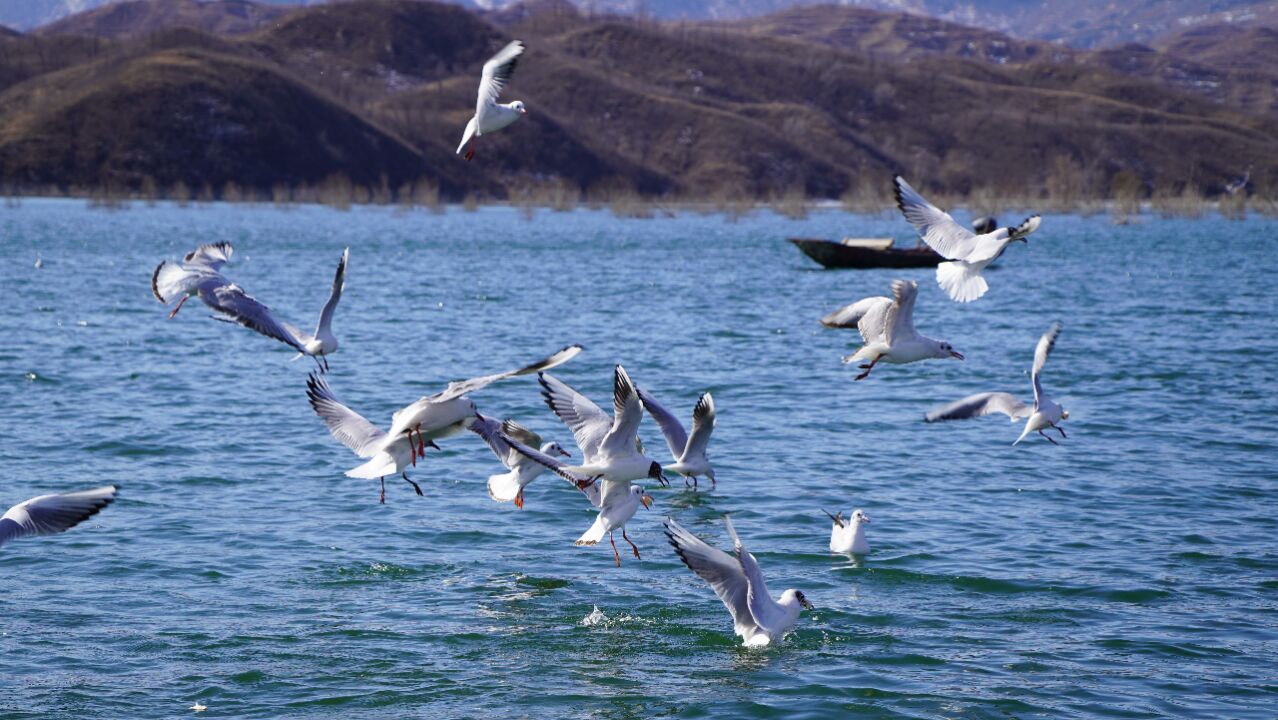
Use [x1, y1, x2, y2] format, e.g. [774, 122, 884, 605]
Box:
[306, 346, 581, 502]
[925, 322, 1069, 445]
[821, 279, 963, 380]
[152, 242, 308, 356]
[637, 387, 717, 488]
[457, 40, 526, 161]
[894, 176, 1040, 302]
[470, 415, 653, 566]
[0, 486, 117, 548]
[665, 516, 813, 647]
[283, 247, 348, 372]
[826, 508, 870, 554]
[467, 415, 571, 509]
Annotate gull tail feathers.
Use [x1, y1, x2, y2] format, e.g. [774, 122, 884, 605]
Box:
[487, 471, 521, 503]
[936, 261, 988, 303]
[575, 516, 607, 546]
[345, 453, 398, 480]
[1013, 423, 1034, 446]
[844, 344, 883, 365]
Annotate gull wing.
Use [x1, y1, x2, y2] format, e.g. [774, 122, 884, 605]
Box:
[315, 247, 348, 337]
[821, 296, 892, 344]
[600, 365, 644, 458]
[540, 370, 611, 461]
[885, 279, 919, 345]
[200, 283, 307, 353]
[430, 344, 582, 405]
[924, 392, 1030, 422]
[682, 392, 716, 461]
[306, 373, 388, 458]
[0, 486, 117, 548]
[724, 516, 783, 634]
[476, 40, 524, 117]
[1032, 322, 1062, 409]
[151, 261, 209, 304]
[636, 387, 687, 461]
[894, 176, 977, 260]
[182, 242, 233, 271]
[468, 415, 596, 496]
[665, 517, 759, 641]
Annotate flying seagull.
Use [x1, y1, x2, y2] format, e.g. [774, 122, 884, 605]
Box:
[469, 416, 654, 567]
[306, 346, 582, 502]
[456, 40, 527, 161]
[0, 486, 117, 549]
[825, 508, 870, 554]
[283, 247, 349, 372]
[820, 279, 963, 380]
[924, 322, 1069, 445]
[467, 415, 571, 509]
[665, 516, 813, 647]
[637, 388, 717, 488]
[894, 176, 1041, 302]
[151, 242, 307, 357]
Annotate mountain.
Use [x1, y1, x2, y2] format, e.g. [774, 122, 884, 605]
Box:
[36, 0, 292, 38]
[2, 0, 1275, 201]
[13, 0, 1278, 48]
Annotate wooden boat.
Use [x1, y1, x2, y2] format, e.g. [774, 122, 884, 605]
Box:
[788, 237, 943, 269]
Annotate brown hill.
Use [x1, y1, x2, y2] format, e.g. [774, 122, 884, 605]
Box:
[3, 0, 1277, 200]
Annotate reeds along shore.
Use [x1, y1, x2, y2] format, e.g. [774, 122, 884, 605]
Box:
[2, 168, 1275, 221]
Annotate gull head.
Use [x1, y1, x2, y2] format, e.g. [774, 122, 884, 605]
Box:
[541, 441, 571, 458]
[851, 509, 870, 525]
[511, 100, 527, 115]
[1061, 409, 1070, 420]
[647, 460, 669, 485]
[631, 485, 654, 510]
[783, 589, 815, 611]
[937, 342, 964, 361]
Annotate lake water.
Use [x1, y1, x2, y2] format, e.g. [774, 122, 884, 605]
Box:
[1, 199, 1275, 718]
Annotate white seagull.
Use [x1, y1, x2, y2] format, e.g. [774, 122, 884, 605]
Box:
[924, 322, 1069, 445]
[0, 486, 117, 549]
[152, 242, 307, 356]
[283, 247, 348, 372]
[306, 346, 582, 502]
[469, 416, 653, 566]
[456, 40, 527, 161]
[467, 415, 571, 509]
[894, 176, 1041, 302]
[820, 279, 963, 380]
[665, 516, 814, 647]
[825, 508, 870, 554]
[637, 387, 717, 488]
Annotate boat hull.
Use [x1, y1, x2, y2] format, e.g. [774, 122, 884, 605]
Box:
[789, 238, 942, 269]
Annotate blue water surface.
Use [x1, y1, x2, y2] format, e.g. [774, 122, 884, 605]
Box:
[1, 199, 1276, 718]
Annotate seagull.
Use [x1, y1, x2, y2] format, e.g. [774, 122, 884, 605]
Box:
[894, 176, 1041, 302]
[665, 516, 813, 647]
[825, 509, 869, 554]
[636, 387, 717, 488]
[0, 486, 117, 548]
[467, 415, 571, 509]
[189, 702, 207, 713]
[820, 279, 963, 380]
[539, 365, 670, 488]
[924, 322, 1069, 445]
[283, 247, 348, 372]
[151, 242, 307, 356]
[306, 346, 582, 502]
[456, 40, 526, 162]
[469, 416, 653, 566]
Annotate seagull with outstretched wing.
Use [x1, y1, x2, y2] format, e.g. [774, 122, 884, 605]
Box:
[665, 516, 813, 647]
[283, 247, 349, 371]
[0, 486, 118, 549]
[820, 279, 963, 380]
[636, 387, 717, 488]
[894, 175, 1040, 302]
[924, 322, 1069, 446]
[457, 40, 527, 161]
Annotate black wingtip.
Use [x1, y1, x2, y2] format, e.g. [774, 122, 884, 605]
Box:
[150, 262, 166, 303]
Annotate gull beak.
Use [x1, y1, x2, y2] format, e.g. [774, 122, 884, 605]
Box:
[950, 350, 965, 360]
[640, 494, 654, 510]
[557, 448, 572, 458]
[800, 597, 815, 610]
[520, 107, 528, 115]
[862, 515, 871, 524]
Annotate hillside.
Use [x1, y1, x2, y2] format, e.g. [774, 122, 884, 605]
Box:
[1, 0, 1276, 201]
[36, 0, 291, 38]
